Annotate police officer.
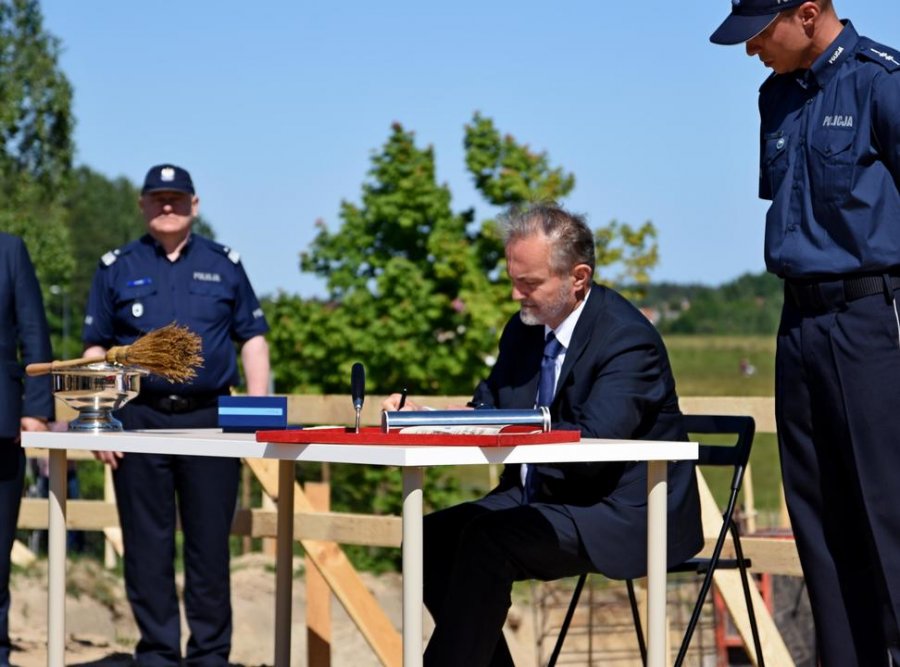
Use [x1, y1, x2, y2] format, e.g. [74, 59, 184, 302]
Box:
[84, 164, 270, 667]
[711, 2, 900, 664]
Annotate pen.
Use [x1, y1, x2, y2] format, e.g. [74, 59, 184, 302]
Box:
[398, 387, 408, 410]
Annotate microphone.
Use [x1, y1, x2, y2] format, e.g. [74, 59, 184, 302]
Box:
[351, 362, 365, 432]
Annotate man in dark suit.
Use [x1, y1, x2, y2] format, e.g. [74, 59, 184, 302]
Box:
[384, 203, 703, 667]
[0, 232, 53, 667]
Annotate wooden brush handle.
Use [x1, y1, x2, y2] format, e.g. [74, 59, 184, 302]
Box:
[25, 355, 108, 377]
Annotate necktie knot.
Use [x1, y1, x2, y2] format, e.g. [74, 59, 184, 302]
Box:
[544, 332, 563, 361]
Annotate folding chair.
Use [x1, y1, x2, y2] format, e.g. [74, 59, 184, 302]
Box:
[547, 414, 764, 667]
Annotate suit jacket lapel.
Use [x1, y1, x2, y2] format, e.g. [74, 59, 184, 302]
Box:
[554, 285, 604, 405]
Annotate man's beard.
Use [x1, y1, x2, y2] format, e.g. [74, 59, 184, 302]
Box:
[518, 282, 571, 326]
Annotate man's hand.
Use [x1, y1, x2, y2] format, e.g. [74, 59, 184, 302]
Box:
[93, 450, 124, 469]
[20, 416, 49, 432]
[381, 393, 422, 412]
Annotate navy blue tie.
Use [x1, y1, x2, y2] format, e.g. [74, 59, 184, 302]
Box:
[538, 332, 564, 407]
[526, 332, 564, 502]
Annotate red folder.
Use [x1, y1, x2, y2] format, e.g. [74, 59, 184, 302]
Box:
[256, 426, 581, 448]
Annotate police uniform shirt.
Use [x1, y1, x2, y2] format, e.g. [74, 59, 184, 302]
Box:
[758, 21, 900, 278]
[83, 234, 269, 395]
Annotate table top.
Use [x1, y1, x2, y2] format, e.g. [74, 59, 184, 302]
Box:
[23, 428, 698, 466]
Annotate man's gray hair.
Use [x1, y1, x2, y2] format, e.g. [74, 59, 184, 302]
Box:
[500, 202, 596, 276]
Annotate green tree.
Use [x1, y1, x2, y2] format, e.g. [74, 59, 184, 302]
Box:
[290, 122, 508, 395]
[63, 167, 145, 313]
[0, 0, 74, 197]
[0, 0, 75, 357]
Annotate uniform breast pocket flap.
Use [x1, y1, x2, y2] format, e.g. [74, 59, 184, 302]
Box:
[189, 280, 233, 321]
[763, 131, 789, 164]
[116, 284, 157, 305]
[810, 128, 854, 163]
[188, 280, 231, 298]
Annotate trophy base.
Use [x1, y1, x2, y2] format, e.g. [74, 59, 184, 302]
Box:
[68, 408, 124, 432]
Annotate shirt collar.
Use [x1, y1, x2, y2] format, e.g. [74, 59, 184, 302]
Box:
[145, 232, 194, 257]
[544, 287, 590, 350]
[807, 20, 858, 90]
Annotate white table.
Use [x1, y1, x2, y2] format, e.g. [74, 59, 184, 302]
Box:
[24, 429, 697, 667]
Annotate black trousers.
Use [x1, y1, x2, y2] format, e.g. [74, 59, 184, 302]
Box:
[423, 485, 594, 667]
[777, 286, 900, 665]
[114, 402, 239, 667]
[0, 441, 24, 666]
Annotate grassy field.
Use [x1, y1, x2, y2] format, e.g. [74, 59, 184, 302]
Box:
[663, 334, 776, 397]
[665, 335, 782, 524]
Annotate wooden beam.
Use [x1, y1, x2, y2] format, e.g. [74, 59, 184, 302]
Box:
[306, 482, 332, 667]
[696, 471, 794, 666]
[237, 509, 401, 546]
[697, 536, 802, 577]
[18, 498, 118, 530]
[680, 397, 776, 434]
[244, 458, 401, 667]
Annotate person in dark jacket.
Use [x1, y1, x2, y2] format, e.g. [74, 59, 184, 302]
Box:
[0, 233, 53, 667]
[383, 203, 702, 667]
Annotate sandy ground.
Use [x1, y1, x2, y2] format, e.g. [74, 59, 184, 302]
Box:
[9, 554, 813, 666]
[6, 553, 540, 667]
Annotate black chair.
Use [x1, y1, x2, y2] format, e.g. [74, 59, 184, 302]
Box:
[547, 414, 764, 667]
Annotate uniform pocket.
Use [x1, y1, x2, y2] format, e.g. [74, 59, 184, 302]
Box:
[763, 131, 790, 197]
[113, 284, 157, 324]
[188, 280, 233, 324]
[809, 129, 855, 203]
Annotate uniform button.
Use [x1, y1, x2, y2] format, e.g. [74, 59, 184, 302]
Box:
[788, 225, 797, 231]
[806, 99, 813, 105]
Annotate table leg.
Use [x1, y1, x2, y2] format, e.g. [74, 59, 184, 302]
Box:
[646, 460, 668, 667]
[47, 449, 67, 667]
[402, 467, 424, 667]
[274, 460, 295, 667]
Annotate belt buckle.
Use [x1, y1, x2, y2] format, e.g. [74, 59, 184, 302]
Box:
[166, 394, 189, 413]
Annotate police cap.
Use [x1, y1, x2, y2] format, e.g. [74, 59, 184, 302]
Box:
[710, 0, 807, 45]
[141, 164, 195, 195]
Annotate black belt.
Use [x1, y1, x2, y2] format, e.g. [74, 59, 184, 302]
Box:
[786, 272, 900, 311]
[132, 392, 223, 414]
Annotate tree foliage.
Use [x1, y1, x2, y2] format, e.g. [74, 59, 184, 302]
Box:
[0, 0, 74, 357]
[0, 0, 73, 197]
[649, 272, 784, 335]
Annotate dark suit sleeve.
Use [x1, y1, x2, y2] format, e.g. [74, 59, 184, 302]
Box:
[555, 320, 672, 440]
[13, 238, 54, 420]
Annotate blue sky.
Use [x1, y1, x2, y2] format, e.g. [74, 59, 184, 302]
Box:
[39, 1, 900, 299]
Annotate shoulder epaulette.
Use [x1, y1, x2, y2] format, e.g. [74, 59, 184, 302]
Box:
[100, 248, 120, 267]
[197, 235, 242, 264]
[221, 244, 241, 264]
[857, 37, 900, 72]
[98, 238, 142, 267]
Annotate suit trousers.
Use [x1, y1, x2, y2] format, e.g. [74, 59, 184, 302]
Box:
[113, 402, 239, 667]
[423, 485, 594, 667]
[0, 442, 24, 666]
[777, 288, 900, 666]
